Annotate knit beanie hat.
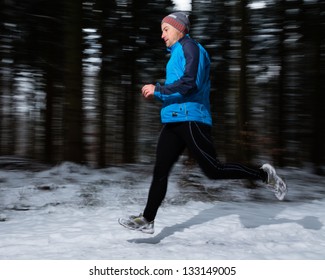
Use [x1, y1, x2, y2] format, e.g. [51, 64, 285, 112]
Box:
[161, 12, 190, 34]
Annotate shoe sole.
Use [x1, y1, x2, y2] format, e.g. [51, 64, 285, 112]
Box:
[262, 164, 287, 200]
[275, 180, 288, 200]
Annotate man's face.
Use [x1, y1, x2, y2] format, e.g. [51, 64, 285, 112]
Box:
[161, 22, 184, 48]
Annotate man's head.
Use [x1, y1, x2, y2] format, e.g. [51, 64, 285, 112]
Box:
[161, 12, 190, 47]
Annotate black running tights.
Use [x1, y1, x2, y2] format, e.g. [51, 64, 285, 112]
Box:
[143, 122, 267, 222]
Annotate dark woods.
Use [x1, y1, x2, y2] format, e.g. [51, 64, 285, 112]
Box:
[0, 0, 324, 174]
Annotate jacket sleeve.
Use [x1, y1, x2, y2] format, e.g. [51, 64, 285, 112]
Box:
[154, 40, 199, 101]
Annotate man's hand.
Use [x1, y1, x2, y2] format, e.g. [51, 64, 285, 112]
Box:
[141, 84, 155, 99]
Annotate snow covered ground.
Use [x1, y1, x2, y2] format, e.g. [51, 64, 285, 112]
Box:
[0, 159, 324, 260]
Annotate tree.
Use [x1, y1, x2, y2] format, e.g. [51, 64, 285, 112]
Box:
[63, 0, 84, 163]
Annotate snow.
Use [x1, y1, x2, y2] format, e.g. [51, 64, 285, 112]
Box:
[0, 160, 325, 260]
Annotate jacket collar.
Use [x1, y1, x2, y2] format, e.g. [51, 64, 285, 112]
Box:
[166, 35, 189, 52]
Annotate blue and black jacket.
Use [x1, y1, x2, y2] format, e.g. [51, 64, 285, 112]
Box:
[154, 35, 212, 126]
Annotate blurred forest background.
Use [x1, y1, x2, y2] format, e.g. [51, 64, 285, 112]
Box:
[0, 0, 324, 174]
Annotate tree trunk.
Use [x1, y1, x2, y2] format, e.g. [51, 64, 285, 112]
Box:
[63, 0, 84, 163]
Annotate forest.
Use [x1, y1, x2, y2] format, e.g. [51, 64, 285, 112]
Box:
[0, 0, 324, 174]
